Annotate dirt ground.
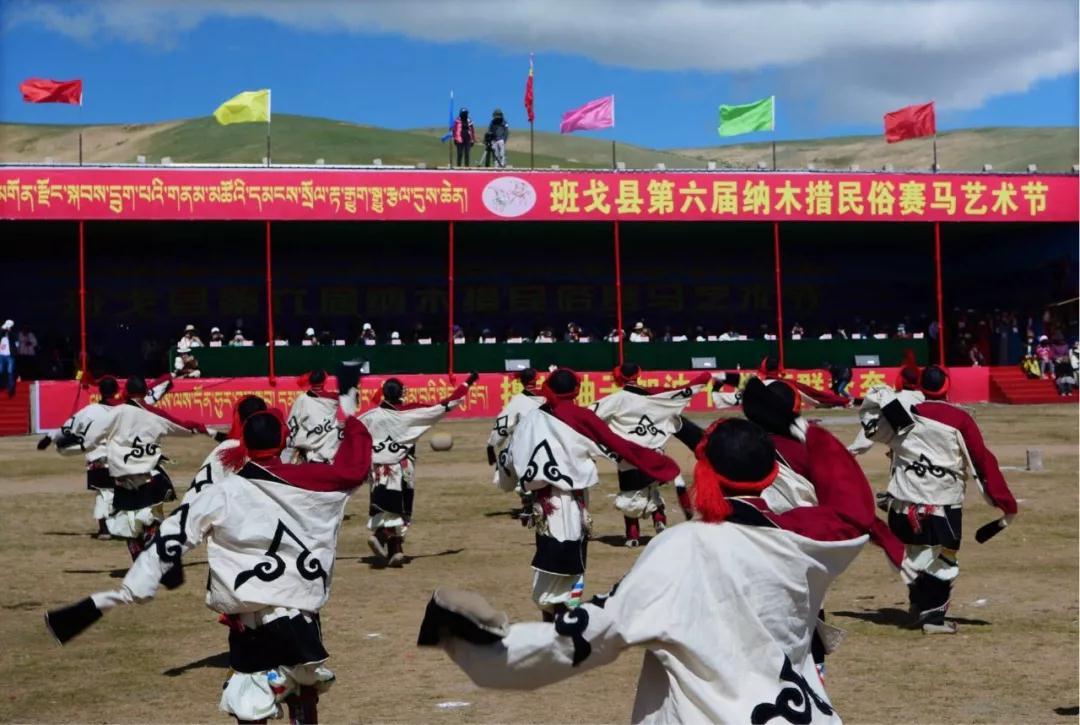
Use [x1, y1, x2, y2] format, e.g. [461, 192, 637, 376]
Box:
[0, 404, 1076, 724]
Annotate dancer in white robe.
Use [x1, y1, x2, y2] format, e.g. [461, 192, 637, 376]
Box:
[419, 416, 878, 723]
[590, 363, 710, 546]
[37, 375, 123, 538]
[46, 411, 373, 724]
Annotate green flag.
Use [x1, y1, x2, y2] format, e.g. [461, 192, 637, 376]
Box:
[718, 95, 774, 137]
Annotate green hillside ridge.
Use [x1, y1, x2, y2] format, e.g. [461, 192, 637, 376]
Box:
[0, 114, 1076, 172]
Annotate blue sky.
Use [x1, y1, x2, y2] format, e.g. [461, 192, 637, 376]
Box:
[0, 1, 1076, 149]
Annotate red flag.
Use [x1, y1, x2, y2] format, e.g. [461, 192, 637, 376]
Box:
[20, 78, 83, 105]
[883, 101, 935, 143]
[523, 56, 535, 124]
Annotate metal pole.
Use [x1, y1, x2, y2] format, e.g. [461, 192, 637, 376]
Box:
[448, 221, 455, 378]
[266, 124, 271, 167]
[78, 220, 87, 376]
[773, 221, 785, 369]
[265, 220, 276, 385]
[530, 121, 535, 170]
[614, 220, 625, 365]
[611, 140, 616, 170]
[78, 132, 83, 166]
[934, 221, 945, 365]
[772, 140, 777, 171]
[933, 135, 938, 173]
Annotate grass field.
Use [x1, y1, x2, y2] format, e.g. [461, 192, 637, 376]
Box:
[0, 404, 1076, 723]
[1, 115, 1076, 172]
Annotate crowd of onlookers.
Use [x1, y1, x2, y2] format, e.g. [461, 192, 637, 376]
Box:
[2, 303, 1075, 389]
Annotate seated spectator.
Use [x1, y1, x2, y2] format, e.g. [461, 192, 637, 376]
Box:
[176, 324, 203, 354]
[789, 322, 805, 338]
[479, 328, 497, 344]
[413, 323, 432, 344]
[670, 328, 688, 343]
[302, 327, 320, 346]
[359, 322, 377, 346]
[390, 331, 403, 346]
[452, 325, 467, 344]
[968, 337, 986, 366]
[1021, 355, 1041, 379]
[534, 326, 555, 344]
[629, 321, 653, 342]
[1053, 356, 1076, 396]
[1035, 335, 1053, 378]
[694, 326, 707, 342]
[229, 329, 248, 346]
[718, 324, 740, 341]
[174, 351, 201, 378]
[895, 323, 911, 340]
[273, 332, 289, 346]
[1050, 334, 1069, 360]
[505, 327, 525, 344]
[208, 326, 225, 345]
[1071, 340, 1080, 376]
[565, 322, 583, 343]
[604, 327, 622, 343]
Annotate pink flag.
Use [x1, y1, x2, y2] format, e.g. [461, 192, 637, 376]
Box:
[560, 95, 614, 134]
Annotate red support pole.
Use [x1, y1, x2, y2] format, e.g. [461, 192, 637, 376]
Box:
[614, 220, 625, 365]
[773, 221, 785, 369]
[934, 221, 945, 365]
[78, 220, 87, 378]
[448, 221, 455, 379]
[265, 220, 276, 385]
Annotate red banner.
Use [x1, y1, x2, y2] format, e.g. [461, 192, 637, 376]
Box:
[3, 168, 1075, 222]
[34, 367, 990, 432]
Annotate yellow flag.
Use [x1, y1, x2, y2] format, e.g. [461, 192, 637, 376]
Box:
[213, 89, 271, 125]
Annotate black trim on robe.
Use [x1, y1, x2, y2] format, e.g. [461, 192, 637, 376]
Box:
[86, 466, 114, 490]
[112, 470, 175, 512]
[888, 505, 962, 550]
[227, 613, 328, 673]
[532, 533, 587, 576]
[617, 466, 656, 492]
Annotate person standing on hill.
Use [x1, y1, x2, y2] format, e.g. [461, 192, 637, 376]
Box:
[453, 108, 476, 167]
[488, 109, 510, 168]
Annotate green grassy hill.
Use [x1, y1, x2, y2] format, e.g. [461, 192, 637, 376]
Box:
[0, 114, 1075, 171]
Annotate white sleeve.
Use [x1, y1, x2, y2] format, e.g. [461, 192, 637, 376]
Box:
[441, 529, 689, 689]
[52, 413, 87, 455]
[711, 390, 741, 409]
[486, 402, 516, 448]
[443, 599, 626, 690]
[90, 483, 222, 610]
[590, 394, 619, 422]
[848, 427, 875, 455]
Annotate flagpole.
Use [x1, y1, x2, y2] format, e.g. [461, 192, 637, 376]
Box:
[611, 140, 616, 170]
[771, 95, 777, 170]
[266, 90, 272, 167]
[529, 55, 535, 169]
[932, 133, 938, 173]
[78, 90, 83, 166]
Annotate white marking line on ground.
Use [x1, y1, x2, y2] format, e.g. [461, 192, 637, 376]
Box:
[436, 701, 471, 709]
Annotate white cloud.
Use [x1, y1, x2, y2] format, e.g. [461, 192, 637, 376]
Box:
[4, 0, 1077, 121]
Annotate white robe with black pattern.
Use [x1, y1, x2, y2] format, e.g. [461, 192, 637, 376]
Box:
[487, 392, 542, 491]
[502, 407, 609, 609]
[358, 399, 463, 530]
[443, 520, 862, 724]
[285, 393, 342, 463]
[591, 385, 703, 517]
[52, 402, 121, 519]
